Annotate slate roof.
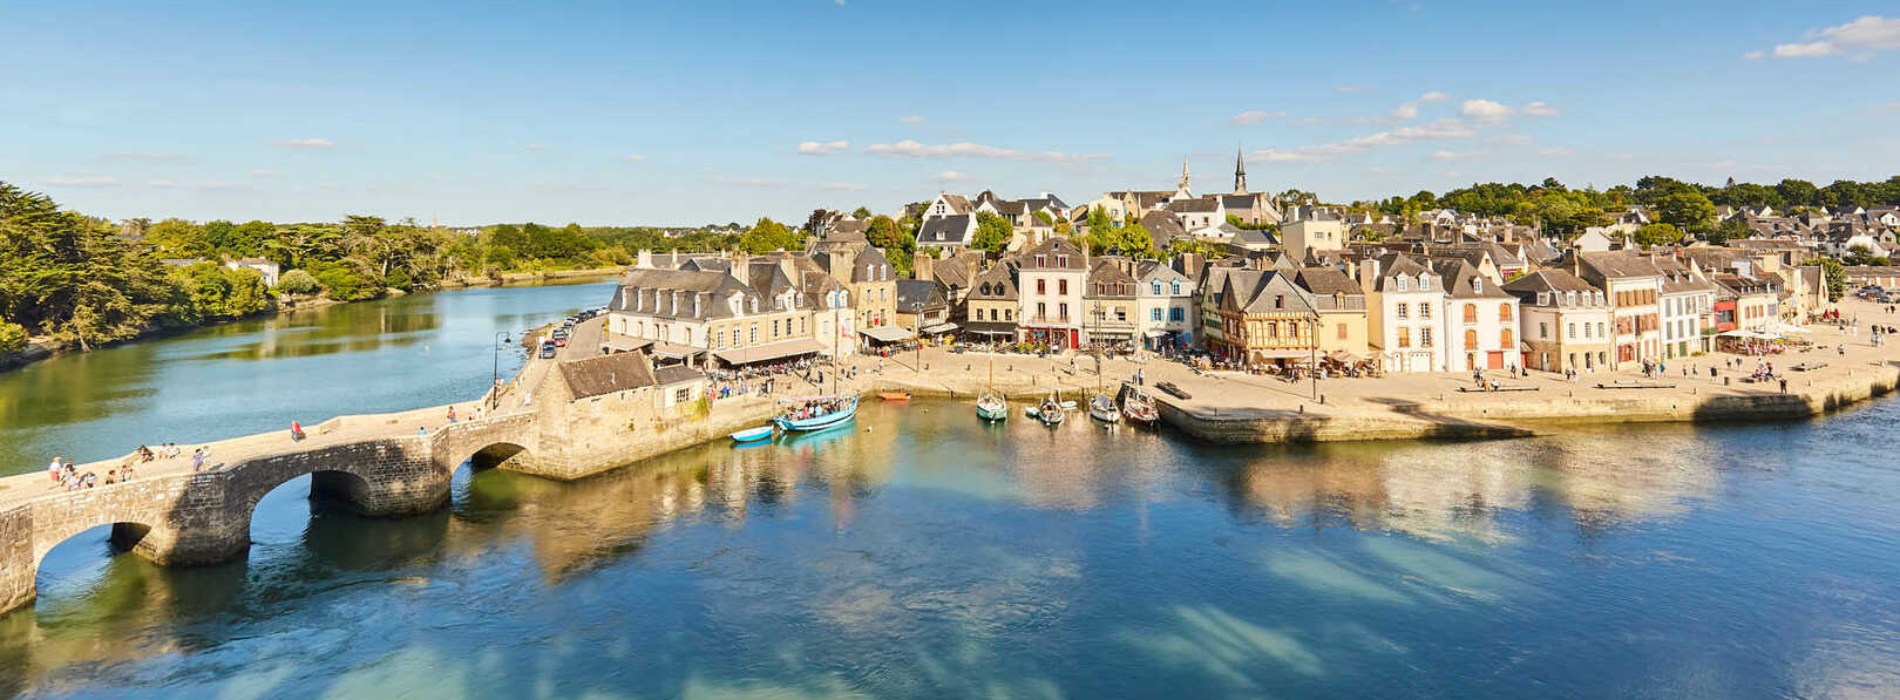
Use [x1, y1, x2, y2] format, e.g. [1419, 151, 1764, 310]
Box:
[1140, 211, 1187, 248]
[894, 279, 947, 312]
[559, 351, 659, 399]
[917, 214, 975, 246]
[1166, 197, 1221, 214]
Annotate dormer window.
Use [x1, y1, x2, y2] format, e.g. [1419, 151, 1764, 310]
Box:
[1471, 278, 1482, 293]
[1397, 277, 1410, 292]
[1420, 276, 1431, 291]
[1537, 292, 1550, 306]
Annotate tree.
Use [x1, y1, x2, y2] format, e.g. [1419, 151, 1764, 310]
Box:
[1844, 244, 1892, 267]
[866, 216, 906, 250]
[0, 319, 25, 354]
[739, 217, 801, 254]
[1707, 216, 1749, 245]
[1804, 256, 1847, 302]
[1632, 223, 1683, 247]
[972, 212, 1013, 254]
[1656, 190, 1717, 233]
[851, 206, 872, 219]
[146, 218, 211, 258]
[1775, 179, 1820, 208]
[276, 269, 321, 296]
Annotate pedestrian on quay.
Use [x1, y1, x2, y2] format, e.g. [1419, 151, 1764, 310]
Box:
[291, 421, 306, 442]
[49, 457, 63, 484]
[1780, 377, 1789, 394]
[192, 448, 206, 472]
[447, 406, 458, 423]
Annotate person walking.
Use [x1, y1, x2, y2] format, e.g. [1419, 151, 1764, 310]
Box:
[49, 457, 63, 484]
[291, 421, 306, 442]
[192, 449, 206, 472]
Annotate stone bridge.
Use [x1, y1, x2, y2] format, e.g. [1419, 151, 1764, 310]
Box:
[0, 408, 542, 616]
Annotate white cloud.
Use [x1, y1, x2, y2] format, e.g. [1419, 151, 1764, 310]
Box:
[1490, 134, 1534, 145]
[938, 170, 967, 181]
[862, 139, 1106, 163]
[104, 151, 187, 162]
[1251, 117, 1479, 162]
[46, 175, 118, 187]
[1522, 101, 1561, 117]
[1230, 110, 1285, 125]
[899, 115, 925, 125]
[1744, 50, 1767, 60]
[1430, 150, 1470, 160]
[1758, 15, 1900, 59]
[249, 169, 275, 177]
[273, 137, 335, 149]
[1459, 99, 1516, 121]
[796, 140, 850, 155]
[1419, 91, 1450, 103]
[622, 154, 648, 163]
[1390, 102, 1419, 120]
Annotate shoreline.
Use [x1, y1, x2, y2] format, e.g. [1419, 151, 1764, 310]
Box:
[0, 268, 625, 376]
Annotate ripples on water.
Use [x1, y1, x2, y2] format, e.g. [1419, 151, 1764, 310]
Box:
[6, 397, 1900, 699]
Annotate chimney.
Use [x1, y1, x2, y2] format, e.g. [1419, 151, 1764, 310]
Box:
[1357, 258, 1381, 286]
[636, 249, 653, 269]
[915, 252, 935, 282]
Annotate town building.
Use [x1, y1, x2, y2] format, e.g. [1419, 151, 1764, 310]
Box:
[1575, 251, 1664, 370]
[963, 259, 1020, 343]
[1084, 258, 1139, 351]
[1212, 269, 1321, 367]
[1432, 259, 1522, 372]
[1361, 255, 1447, 373]
[1294, 266, 1370, 361]
[1504, 269, 1613, 374]
[1134, 260, 1197, 351]
[1016, 237, 1090, 349]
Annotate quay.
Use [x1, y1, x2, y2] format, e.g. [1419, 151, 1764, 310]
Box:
[5, 306, 1899, 616]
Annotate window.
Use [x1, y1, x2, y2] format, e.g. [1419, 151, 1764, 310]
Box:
[1500, 304, 1513, 322]
[1397, 303, 1409, 319]
[1171, 281, 1183, 296]
[1500, 328, 1513, 347]
[1037, 302, 1047, 320]
[1397, 277, 1410, 292]
[1539, 322, 1549, 339]
[1059, 280, 1068, 296]
[773, 320, 781, 337]
[1058, 303, 1069, 321]
[749, 324, 758, 344]
[1397, 327, 1411, 348]
[1274, 295, 1285, 310]
[1464, 329, 1478, 349]
[675, 387, 692, 405]
[1006, 309, 1013, 321]
[1420, 303, 1432, 320]
[1056, 255, 1068, 267]
[731, 328, 740, 346]
[1464, 304, 1478, 323]
[1170, 307, 1184, 322]
[1151, 308, 1163, 321]
[1472, 278, 1483, 293]
[1420, 277, 1431, 291]
[1337, 322, 1348, 340]
[1152, 281, 1163, 295]
[1538, 292, 1550, 306]
[1037, 279, 1046, 294]
[1115, 309, 1127, 322]
[1567, 323, 1576, 339]
[1421, 327, 1434, 347]
[1036, 255, 1046, 267]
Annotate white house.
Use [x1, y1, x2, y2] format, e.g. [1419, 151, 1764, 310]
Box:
[1134, 260, 1196, 350]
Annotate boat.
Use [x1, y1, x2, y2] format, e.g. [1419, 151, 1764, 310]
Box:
[1035, 393, 1066, 427]
[877, 391, 912, 402]
[1089, 393, 1121, 423]
[976, 393, 1008, 421]
[774, 394, 860, 432]
[729, 425, 775, 443]
[1122, 387, 1159, 426]
[974, 359, 1007, 421]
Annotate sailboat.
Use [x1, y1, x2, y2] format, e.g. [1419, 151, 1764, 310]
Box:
[1087, 322, 1118, 423]
[775, 287, 859, 433]
[1121, 385, 1159, 426]
[1027, 390, 1065, 426]
[975, 358, 1008, 421]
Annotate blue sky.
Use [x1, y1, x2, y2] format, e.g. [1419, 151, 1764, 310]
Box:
[2, 0, 1896, 226]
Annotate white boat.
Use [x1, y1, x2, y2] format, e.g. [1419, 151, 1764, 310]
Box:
[1035, 393, 1065, 427]
[1122, 387, 1159, 426]
[1089, 393, 1120, 423]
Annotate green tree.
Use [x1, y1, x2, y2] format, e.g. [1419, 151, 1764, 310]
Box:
[972, 212, 1014, 253]
[739, 217, 801, 253]
[1632, 223, 1684, 247]
[275, 269, 321, 295]
[1804, 256, 1847, 302]
[0, 318, 26, 354]
[1775, 179, 1820, 208]
[1656, 190, 1717, 233]
[147, 218, 211, 258]
[1707, 216, 1749, 245]
[852, 206, 872, 219]
[1844, 244, 1892, 267]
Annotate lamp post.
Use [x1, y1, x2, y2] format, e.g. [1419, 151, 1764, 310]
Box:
[491, 330, 511, 409]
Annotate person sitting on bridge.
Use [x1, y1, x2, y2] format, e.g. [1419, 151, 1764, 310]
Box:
[447, 406, 458, 423]
[291, 421, 306, 441]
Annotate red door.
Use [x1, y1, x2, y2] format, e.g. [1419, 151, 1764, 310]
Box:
[1487, 351, 1504, 370]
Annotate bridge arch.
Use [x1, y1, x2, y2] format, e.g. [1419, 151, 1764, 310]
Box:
[464, 442, 536, 472]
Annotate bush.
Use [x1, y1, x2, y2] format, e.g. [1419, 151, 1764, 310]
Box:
[276, 269, 321, 296]
[0, 320, 27, 354]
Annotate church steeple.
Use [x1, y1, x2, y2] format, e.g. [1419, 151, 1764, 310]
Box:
[1233, 146, 1248, 195]
[1179, 157, 1191, 191]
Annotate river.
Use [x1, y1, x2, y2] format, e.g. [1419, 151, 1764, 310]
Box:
[4, 283, 1900, 698]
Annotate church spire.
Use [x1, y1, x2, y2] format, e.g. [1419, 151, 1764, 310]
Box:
[1233, 146, 1248, 195]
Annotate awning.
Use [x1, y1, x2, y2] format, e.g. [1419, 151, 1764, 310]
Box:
[1143, 329, 1176, 338]
[860, 325, 915, 343]
[712, 338, 824, 365]
[601, 336, 653, 354]
[921, 322, 959, 335]
[648, 342, 702, 360]
[1248, 349, 1315, 360]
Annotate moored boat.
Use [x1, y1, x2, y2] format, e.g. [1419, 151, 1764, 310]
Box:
[1121, 387, 1159, 426]
[976, 392, 1008, 421]
[729, 425, 775, 443]
[877, 391, 912, 402]
[774, 395, 859, 432]
[1036, 393, 1065, 427]
[1089, 393, 1120, 423]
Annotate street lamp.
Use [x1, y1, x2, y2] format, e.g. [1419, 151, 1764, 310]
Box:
[491, 331, 512, 409]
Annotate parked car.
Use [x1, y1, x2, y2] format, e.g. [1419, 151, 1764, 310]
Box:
[553, 336, 568, 348]
[539, 341, 557, 359]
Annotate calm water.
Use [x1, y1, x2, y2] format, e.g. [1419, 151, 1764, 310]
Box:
[0, 280, 616, 477]
[6, 286, 1900, 699]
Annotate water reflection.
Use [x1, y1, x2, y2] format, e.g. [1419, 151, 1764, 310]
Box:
[5, 400, 1900, 698]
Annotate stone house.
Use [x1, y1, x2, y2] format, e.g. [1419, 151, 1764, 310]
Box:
[1214, 269, 1321, 367]
[1432, 259, 1522, 372]
[1503, 269, 1612, 374]
[1017, 237, 1089, 350]
[1135, 260, 1197, 350]
[963, 258, 1020, 343]
[1084, 257, 1139, 350]
[1574, 251, 1665, 370]
[1294, 266, 1369, 360]
[1361, 254, 1447, 373]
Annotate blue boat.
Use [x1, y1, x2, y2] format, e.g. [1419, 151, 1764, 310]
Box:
[773, 395, 859, 432]
[729, 425, 775, 443]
